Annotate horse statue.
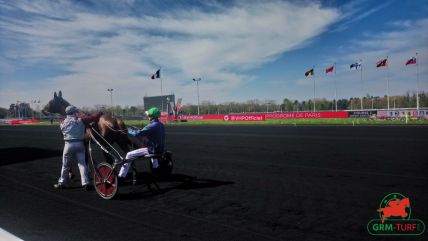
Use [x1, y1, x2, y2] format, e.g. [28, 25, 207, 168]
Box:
[42, 91, 132, 164]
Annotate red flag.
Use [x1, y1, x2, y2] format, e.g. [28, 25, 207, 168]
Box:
[325, 66, 334, 74]
[405, 57, 416, 65]
[376, 58, 388, 68]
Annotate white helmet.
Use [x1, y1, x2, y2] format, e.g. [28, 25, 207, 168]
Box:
[65, 105, 78, 115]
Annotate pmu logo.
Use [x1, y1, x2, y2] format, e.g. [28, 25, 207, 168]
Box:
[367, 193, 425, 236]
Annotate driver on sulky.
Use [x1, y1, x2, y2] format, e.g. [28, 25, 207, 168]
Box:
[116, 107, 165, 180]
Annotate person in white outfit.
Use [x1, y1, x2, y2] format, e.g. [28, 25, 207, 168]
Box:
[54, 105, 102, 190]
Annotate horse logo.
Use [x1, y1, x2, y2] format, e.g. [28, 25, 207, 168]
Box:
[367, 193, 425, 236]
[377, 193, 411, 223]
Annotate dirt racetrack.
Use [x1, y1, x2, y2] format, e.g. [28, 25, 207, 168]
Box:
[0, 124, 427, 241]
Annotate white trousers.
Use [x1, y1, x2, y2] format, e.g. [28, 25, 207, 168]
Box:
[118, 147, 159, 178]
[59, 141, 89, 186]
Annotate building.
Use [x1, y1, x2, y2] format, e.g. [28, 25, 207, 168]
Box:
[143, 94, 175, 113]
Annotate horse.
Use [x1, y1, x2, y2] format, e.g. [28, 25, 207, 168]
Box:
[377, 197, 410, 223]
[42, 91, 132, 166]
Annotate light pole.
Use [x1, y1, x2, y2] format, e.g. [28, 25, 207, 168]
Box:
[16, 101, 20, 119]
[166, 96, 170, 121]
[107, 89, 114, 106]
[193, 78, 201, 115]
[107, 88, 114, 115]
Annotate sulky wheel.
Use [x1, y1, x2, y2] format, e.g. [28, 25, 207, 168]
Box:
[94, 162, 118, 200]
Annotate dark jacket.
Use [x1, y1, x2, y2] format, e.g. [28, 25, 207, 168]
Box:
[128, 119, 165, 154]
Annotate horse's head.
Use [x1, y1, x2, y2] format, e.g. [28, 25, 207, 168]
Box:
[400, 197, 410, 207]
[42, 91, 70, 116]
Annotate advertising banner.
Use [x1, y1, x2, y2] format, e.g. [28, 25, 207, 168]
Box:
[223, 114, 265, 121]
[3, 119, 41, 124]
[173, 114, 266, 121]
[265, 111, 348, 119]
[177, 115, 225, 121]
[377, 109, 428, 118]
[348, 111, 377, 118]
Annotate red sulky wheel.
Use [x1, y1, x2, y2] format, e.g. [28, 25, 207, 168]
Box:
[94, 162, 118, 200]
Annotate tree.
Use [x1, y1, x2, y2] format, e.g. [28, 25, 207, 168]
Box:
[337, 99, 348, 110]
[281, 98, 293, 111]
[0, 107, 7, 118]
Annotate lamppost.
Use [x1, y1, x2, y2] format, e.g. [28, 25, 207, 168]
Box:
[266, 101, 271, 112]
[107, 88, 114, 115]
[16, 101, 21, 119]
[193, 78, 201, 115]
[166, 96, 170, 121]
[107, 89, 114, 106]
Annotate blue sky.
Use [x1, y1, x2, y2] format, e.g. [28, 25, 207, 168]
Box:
[0, 0, 427, 108]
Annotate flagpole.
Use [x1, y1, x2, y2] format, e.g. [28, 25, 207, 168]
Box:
[313, 65, 316, 112]
[161, 76, 164, 112]
[334, 63, 337, 112]
[386, 56, 390, 110]
[416, 52, 420, 110]
[360, 59, 363, 110]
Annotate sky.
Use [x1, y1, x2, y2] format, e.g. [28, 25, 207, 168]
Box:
[1, 0, 427, 109]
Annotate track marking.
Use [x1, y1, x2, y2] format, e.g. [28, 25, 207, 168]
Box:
[0, 228, 24, 241]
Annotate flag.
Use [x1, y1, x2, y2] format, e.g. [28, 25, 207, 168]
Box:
[151, 69, 160, 79]
[376, 58, 388, 68]
[305, 68, 314, 77]
[350, 62, 361, 69]
[325, 66, 334, 74]
[405, 57, 416, 65]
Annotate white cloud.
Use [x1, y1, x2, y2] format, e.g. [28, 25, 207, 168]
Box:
[0, 0, 340, 107]
[331, 1, 391, 32]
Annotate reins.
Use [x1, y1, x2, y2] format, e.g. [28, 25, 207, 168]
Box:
[89, 127, 124, 160]
[103, 122, 128, 135]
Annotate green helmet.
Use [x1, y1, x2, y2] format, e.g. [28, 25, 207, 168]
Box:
[146, 107, 161, 118]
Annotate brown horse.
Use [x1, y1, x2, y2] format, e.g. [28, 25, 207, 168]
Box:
[43, 91, 132, 164]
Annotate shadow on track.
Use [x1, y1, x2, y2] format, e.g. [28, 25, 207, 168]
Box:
[116, 173, 234, 200]
[0, 147, 62, 166]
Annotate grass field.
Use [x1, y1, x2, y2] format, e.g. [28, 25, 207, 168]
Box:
[2, 118, 427, 127]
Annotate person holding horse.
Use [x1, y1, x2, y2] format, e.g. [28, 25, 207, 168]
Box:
[54, 105, 102, 190]
[117, 107, 165, 179]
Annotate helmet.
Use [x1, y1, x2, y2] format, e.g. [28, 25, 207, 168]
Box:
[145, 107, 161, 118]
[65, 105, 78, 115]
